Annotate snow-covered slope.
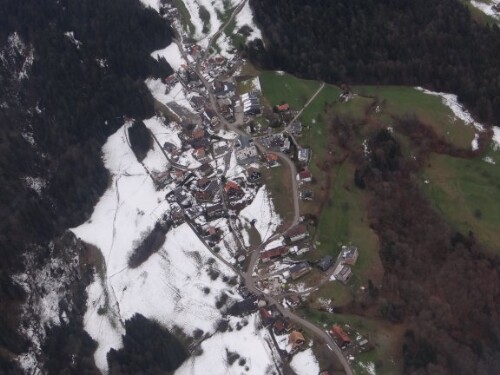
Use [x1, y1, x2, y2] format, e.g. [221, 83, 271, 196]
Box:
[71, 121, 237, 371]
[469, 0, 500, 21]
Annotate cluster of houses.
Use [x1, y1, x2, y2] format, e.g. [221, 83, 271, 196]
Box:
[228, 292, 311, 356]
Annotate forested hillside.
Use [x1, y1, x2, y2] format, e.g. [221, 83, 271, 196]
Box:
[248, 0, 500, 126]
[0, 0, 173, 371]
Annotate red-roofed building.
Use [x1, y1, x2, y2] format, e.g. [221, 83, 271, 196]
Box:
[297, 169, 312, 182]
[260, 246, 289, 263]
[330, 325, 351, 347]
[224, 181, 244, 200]
[277, 103, 290, 112]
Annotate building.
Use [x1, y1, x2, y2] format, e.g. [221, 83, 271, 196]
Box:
[241, 92, 261, 115]
[289, 121, 302, 136]
[198, 163, 214, 177]
[224, 181, 244, 200]
[340, 245, 359, 265]
[267, 153, 280, 167]
[289, 262, 311, 280]
[333, 263, 352, 284]
[317, 255, 334, 272]
[299, 190, 314, 201]
[273, 317, 292, 334]
[286, 224, 309, 243]
[298, 147, 311, 164]
[260, 246, 289, 263]
[276, 103, 289, 112]
[205, 203, 225, 220]
[330, 325, 351, 347]
[236, 145, 259, 165]
[246, 167, 261, 183]
[289, 331, 305, 350]
[297, 169, 312, 183]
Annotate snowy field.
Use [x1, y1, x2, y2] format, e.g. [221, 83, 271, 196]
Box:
[239, 186, 282, 242]
[234, 0, 263, 42]
[146, 79, 197, 115]
[151, 42, 187, 71]
[70, 120, 281, 374]
[289, 349, 320, 375]
[176, 314, 281, 375]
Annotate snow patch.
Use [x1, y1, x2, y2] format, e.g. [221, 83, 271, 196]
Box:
[483, 156, 496, 165]
[358, 361, 377, 375]
[64, 31, 82, 48]
[492, 126, 500, 151]
[289, 348, 320, 375]
[470, 1, 500, 20]
[416, 87, 485, 134]
[151, 42, 187, 71]
[24, 176, 46, 195]
[138, 0, 160, 12]
[146, 79, 197, 114]
[239, 186, 282, 242]
[175, 314, 281, 375]
[234, 0, 263, 42]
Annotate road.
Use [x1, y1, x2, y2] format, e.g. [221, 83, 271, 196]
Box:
[168, 4, 353, 374]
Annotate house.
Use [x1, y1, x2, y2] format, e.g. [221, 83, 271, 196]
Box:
[235, 145, 259, 166]
[205, 203, 225, 220]
[289, 121, 302, 136]
[289, 331, 305, 350]
[173, 187, 192, 207]
[289, 262, 311, 280]
[163, 141, 178, 153]
[493, 3, 500, 12]
[224, 181, 244, 200]
[213, 140, 229, 157]
[340, 245, 359, 265]
[297, 169, 312, 183]
[333, 263, 352, 284]
[192, 147, 206, 160]
[259, 307, 273, 325]
[246, 167, 261, 183]
[299, 190, 314, 201]
[213, 80, 235, 98]
[317, 255, 334, 272]
[298, 147, 311, 164]
[196, 176, 211, 191]
[286, 224, 309, 243]
[260, 246, 289, 263]
[276, 103, 290, 112]
[330, 325, 351, 347]
[171, 169, 185, 183]
[198, 163, 214, 177]
[191, 126, 205, 139]
[170, 208, 185, 226]
[267, 153, 280, 167]
[273, 317, 292, 334]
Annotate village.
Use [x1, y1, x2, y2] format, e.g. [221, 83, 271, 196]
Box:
[137, 1, 375, 374]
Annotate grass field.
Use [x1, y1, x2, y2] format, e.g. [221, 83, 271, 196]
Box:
[355, 86, 476, 149]
[259, 71, 321, 110]
[422, 145, 500, 253]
